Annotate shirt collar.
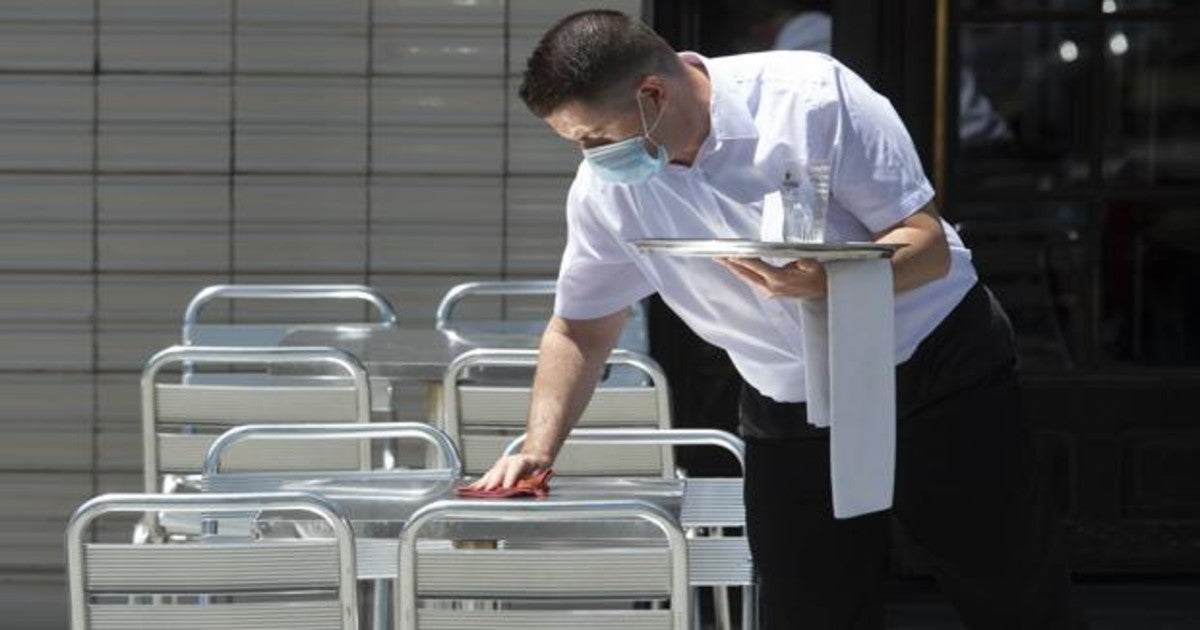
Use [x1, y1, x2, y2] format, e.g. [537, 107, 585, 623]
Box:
[678, 51, 759, 143]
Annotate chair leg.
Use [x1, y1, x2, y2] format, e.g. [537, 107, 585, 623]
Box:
[714, 586, 732, 630]
[372, 578, 390, 630]
[742, 582, 758, 630]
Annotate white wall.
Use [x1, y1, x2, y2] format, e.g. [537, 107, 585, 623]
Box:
[0, 1, 643, 626]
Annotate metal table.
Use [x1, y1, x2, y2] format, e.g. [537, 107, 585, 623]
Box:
[278, 323, 542, 382]
[206, 471, 750, 586]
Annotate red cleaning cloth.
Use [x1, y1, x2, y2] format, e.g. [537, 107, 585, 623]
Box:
[456, 468, 553, 499]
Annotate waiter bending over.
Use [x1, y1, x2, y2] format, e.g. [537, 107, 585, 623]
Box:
[471, 10, 1085, 629]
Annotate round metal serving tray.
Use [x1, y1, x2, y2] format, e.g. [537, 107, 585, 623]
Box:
[633, 238, 902, 261]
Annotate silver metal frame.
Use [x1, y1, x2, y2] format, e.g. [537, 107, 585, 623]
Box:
[182, 284, 399, 344]
[434, 279, 649, 335]
[434, 280, 557, 330]
[396, 499, 690, 630]
[503, 428, 745, 472]
[441, 348, 674, 476]
[204, 422, 464, 480]
[141, 345, 373, 493]
[66, 491, 359, 630]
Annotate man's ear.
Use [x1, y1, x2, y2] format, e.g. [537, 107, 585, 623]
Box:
[637, 74, 667, 101]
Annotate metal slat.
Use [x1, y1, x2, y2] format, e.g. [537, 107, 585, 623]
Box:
[85, 541, 340, 590]
[356, 537, 399, 580]
[354, 535, 752, 590]
[155, 383, 360, 423]
[417, 609, 674, 630]
[415, 548, 672, 598]
[679, 479, 745, 527]
[88, 600, 343, 630]
[458, 386, 659, 427]
[686, 538, 753, 587]
[158, 433, 361, 473]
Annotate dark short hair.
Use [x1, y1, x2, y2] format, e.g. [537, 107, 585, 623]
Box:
[518, 10, 681, 118]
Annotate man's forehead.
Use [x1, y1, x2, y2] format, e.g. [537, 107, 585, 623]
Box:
[547, 101, 630, 141]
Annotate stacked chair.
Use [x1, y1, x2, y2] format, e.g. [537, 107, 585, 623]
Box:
[440, 348, 673, 477]
[141, 345, 373, 498]
[202, 421, 465, 630]
[396, 499, 690, 630]
[66, 492, 359, 630]
[66, 280, 757, 630]
[181, 284, 400, 418]
[435, 280, 650, 387]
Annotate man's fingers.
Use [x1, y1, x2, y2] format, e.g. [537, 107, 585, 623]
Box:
[726, 257, 776, 276]
[501, 459, 527, 489]
[472, 454, 552, 490]
[471, 466, 498, 490]
[789, 258, 821, 273]
[721, 258, 769, 288]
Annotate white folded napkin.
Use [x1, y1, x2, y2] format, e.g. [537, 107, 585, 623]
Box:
[760, 193, 895, 518]
[799, 261, 896, 519]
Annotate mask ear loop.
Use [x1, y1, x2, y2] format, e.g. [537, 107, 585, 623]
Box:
[636, 91, 667, 155]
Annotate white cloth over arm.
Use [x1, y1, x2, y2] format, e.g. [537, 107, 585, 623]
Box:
[799, 261, 896, 519]
[795, 59, 928, 518]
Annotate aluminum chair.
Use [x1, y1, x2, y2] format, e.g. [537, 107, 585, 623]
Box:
[141, 345, 373, 496]
[396, 499, 690, 630]
[202, 421, 464, 491]
[434, 279, 557, 330]
[201, 421, 464, 630]
[504, 428, 757, 630]
[183, 283, 398, 345]
[181, 283, 399, 415]
[434, 280, 650, 385]
[66, 492, 358, 630]
[441, 348, 674, 476]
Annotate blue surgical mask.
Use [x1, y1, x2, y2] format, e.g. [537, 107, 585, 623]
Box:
[582, 93, 668, 185]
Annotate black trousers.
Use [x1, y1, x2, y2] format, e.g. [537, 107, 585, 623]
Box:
[739, 284, 1086, 629]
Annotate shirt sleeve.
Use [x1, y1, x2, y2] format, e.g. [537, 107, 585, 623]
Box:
[553, 179, 656, 320]
[825, 61, 935, 234]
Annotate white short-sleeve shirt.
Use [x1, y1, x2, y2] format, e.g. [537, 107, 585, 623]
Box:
[554, 51, 978, 403]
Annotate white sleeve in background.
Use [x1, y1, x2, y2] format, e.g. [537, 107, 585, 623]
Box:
[829, 63, 936, 234]
[553, 180, 655, 320]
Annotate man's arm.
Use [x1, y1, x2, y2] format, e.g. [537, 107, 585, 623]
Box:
[719, 201, 950, 298]
[470, 308, 628, 489]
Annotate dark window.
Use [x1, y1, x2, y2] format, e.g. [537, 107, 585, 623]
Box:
[949, 1, 1200, 370]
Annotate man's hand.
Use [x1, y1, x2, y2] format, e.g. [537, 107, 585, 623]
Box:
[465, 310, 625, 492]
[720, 202, 951, 298]
[719, 257, 827, 299]
[468, 452, 554, 491]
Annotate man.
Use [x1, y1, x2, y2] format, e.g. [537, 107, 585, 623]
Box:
[472, 9, 1084, 629]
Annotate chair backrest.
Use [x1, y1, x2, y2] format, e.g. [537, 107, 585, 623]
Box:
[504, 429, 756, 628]
[66, 492, 358, 630]
[182, 283, 399, 345]
[434, 279, 556, 329]
[434, 280, 649, 356]
[180, 284, 398, 415]
[141, 345, 373, 493]
[396, 499, 689, 630]
[202, 422, 464, 493]
[441, 348, 674, 476]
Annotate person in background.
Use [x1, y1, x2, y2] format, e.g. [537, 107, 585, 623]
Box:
[471, 10, 1085, 629]
[743, 0, 1012, 146]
